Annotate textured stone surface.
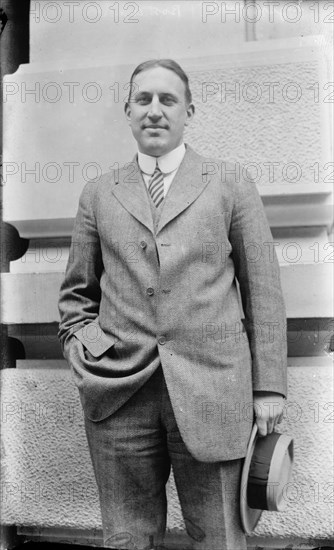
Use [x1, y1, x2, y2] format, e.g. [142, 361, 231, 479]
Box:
[1, 361, 333, 540]
[185, 61, 324, 186]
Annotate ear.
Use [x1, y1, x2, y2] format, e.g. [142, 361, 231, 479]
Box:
[184, 103, 195, 127]
[124, 102, 131, 125]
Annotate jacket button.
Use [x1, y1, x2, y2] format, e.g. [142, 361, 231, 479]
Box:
[140, 241, 147, 249]
[146, 287, 154, 296]
[158, 336, 166, 345]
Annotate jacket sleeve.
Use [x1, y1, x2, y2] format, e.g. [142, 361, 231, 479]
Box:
[228, 176, 288, 397]
[58, 180, 103, 354]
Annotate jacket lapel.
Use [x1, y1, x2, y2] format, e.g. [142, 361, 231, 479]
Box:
[156, 145, 212, 235]
[111, 145, 212, 236]
[112, 156, 154, 235]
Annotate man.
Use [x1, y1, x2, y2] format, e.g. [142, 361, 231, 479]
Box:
[58, 59, 287, 550]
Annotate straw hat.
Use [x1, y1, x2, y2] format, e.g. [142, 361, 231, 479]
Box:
[240, 424, 294, 534]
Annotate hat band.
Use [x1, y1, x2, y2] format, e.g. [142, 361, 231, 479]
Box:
[247, 432, 281, 510]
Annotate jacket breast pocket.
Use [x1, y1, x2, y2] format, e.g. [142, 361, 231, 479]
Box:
[73, 320, 118, 358]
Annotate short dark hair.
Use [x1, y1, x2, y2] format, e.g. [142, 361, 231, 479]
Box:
[127, 59, 192, 105]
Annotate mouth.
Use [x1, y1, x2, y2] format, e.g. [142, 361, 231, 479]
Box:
[144, 125, 168, 130]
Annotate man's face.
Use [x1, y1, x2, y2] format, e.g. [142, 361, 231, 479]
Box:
[125, 67, 194, 157]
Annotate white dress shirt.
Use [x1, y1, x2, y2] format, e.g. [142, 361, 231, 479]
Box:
[137, 143, 186, 198]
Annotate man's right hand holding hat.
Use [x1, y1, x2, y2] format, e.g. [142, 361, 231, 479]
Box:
[253, 391, 285, 436]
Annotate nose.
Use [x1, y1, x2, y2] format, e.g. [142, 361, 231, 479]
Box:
[148, 96, 162, 119]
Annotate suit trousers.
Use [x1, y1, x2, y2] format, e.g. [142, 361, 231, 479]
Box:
[84, 365, 247, 550]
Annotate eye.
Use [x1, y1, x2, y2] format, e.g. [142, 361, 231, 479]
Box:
[135, 94, 151, 105]
[161, 95, 176, 105]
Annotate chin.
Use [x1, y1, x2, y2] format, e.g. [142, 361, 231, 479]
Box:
[142, 140, 169, 157]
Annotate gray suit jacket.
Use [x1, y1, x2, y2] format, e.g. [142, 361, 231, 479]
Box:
[58, 145, 287, 462]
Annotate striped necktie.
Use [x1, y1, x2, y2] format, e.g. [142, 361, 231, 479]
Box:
[148, 163, 164, 207]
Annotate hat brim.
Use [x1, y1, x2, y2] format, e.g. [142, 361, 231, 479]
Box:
[240, 424, 294, 535]
[240, 424, 262, 535]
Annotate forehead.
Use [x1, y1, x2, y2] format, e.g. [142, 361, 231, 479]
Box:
[132, 67, 186, 97]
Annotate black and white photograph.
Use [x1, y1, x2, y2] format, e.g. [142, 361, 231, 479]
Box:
[1, 1, 333, 550]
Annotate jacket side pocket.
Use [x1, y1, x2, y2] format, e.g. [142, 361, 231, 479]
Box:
[73, 320, 118, 357]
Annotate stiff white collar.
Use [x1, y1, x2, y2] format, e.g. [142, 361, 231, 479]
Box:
[137, 143, 185, 176]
